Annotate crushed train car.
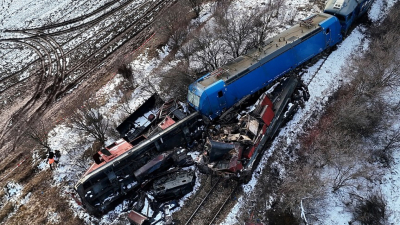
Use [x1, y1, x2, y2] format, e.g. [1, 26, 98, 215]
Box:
[196, 77, 305, 181]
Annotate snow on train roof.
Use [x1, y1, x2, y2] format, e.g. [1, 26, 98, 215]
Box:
[324, 0, 360, 16]
[197, 13, 333, 89]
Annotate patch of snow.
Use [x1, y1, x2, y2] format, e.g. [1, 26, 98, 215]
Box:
[369, 0, 398, 22]
[197, 2, 214, 23]
[4, 181, 23, 202]
[37, 160, 49, 171]
[48, 124, 94, 183]
[47, 211, 61, 224]
[20, 192, 32, 205]
[141, 197, 154, 218]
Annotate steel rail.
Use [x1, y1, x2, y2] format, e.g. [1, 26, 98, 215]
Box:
[208, 184, 238, 225]
[185, 177, 222, 225]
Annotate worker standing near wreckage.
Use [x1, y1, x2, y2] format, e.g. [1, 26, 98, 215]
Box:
[47, 151, 55, 170]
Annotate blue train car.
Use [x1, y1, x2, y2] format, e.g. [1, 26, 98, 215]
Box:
[324, 0, 374, 34]
[188, 13, 342, 119]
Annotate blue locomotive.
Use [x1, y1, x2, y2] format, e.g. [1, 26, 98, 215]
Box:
[188, 13, 342, 119]
[187, 0, 374, 119]
[324, 0, 374, 34]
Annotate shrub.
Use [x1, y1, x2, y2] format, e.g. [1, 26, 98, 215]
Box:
[352, 193, 388, 225]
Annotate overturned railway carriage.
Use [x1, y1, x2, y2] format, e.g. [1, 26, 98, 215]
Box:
[187, 13, 342, 120]
[74, 112, 202, 215]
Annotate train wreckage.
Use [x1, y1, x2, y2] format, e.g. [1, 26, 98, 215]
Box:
[75, 76, 308, 221]
[72, 0, 375, 221]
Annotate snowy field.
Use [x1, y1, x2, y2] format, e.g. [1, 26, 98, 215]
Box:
[2, 0, 399, 224]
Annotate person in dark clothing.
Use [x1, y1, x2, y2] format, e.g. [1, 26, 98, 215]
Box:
[54, 150, 61, 168]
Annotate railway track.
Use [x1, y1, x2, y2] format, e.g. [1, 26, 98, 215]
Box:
[303, 50, 331, 86]
[0, 0, 172, 85]
[0, 0, 154, 81]
[0, 0, 175, 149]
[5, 0, 127, 32]
[177, 176, 238, 225]
[4, 0, 142, 37]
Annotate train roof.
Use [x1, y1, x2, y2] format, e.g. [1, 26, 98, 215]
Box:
[324, 0, 359, 16]
[196, 13, 334, 89]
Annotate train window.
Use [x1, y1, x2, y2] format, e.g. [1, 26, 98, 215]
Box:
[187, 91, 200, 107]
[218, 91, 224, 98]
[336, 14, 346, 22]
[326, 28, 330, 34]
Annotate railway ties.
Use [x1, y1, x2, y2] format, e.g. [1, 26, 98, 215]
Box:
[184, 176, 238, 225]
[304, 53, 330, 86]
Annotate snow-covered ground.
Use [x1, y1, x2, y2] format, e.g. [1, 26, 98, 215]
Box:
[2, 0, 400, 224]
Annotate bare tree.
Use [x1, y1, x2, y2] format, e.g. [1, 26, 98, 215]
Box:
[120, 92, 136, 115]
[133, 68, 159, 96]
[351, 192, 388, 225]
[331, 161, 371, 192]
[159, 61, 197, 100]
[26, 121, 53, 153]
[118, 64, 137, 90]
[286, 8, 298, 25]
[214, 6, 254, 58]
[250, 7, 274, 47]
[179, 39, 196, 61]
[192, 27, 229, 71]
[70, 106, 110, 147]
[155, 1, 191, 49]
[271, 0, 285, 18]
[278, 163, 325, 221]
[373, 128, 400, 167]
[333, 94, 383, 137]
[349, 31, 400, 98]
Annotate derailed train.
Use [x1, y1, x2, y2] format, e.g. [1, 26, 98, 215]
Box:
[75, 0, 373, 217]
[187, 0, 374, 119]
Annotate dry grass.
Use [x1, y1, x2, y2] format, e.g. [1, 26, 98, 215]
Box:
[0, 157, 84, 225]
[0, 202, 14, 223]
[12, 159, 36, 185]
[6, 185, 83, 225]
[0, 152, 24, 176]
[20, 170, 51, 198]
